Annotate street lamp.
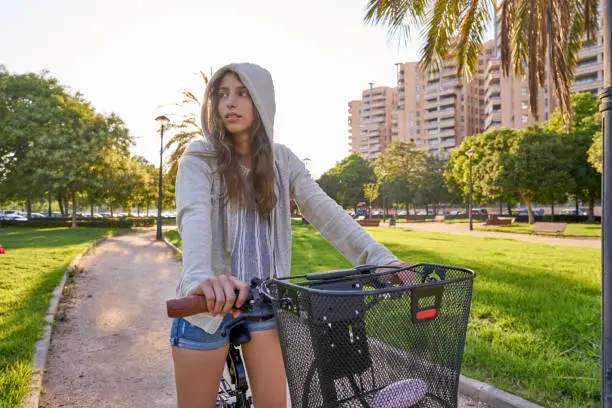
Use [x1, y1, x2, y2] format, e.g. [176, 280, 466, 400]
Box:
[465, 149, 475, 231]
[601, 0, 612, 405]
[155, 115, 170, 241]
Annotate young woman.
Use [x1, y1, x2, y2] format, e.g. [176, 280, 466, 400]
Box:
[170, 62, 409, 408]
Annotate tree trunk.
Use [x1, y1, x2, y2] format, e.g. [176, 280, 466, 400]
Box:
[369, 201, 372, 220]
[90, 199, 94, 217]
[63, 196, 69, 217]
[507, 203, 513, 216]
[110, 204, 114, 217]
[520, 191, 535, 224]
[48, 191, 52, 217]
[137, 204, 141, 217]
[26, 199, 32, 218]
[499, 200, 503, 216]
[551, 201, 554, 222]
[575, 198, 580, 218]
[588, 190, 595, 222]
[146, 204, 149, 217]
[58, 196, 64, 216]
[71, 191, 77, 229]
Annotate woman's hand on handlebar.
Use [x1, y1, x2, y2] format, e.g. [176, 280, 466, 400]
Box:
[382, 261, 419, 285]
[188, 276, 249, 317]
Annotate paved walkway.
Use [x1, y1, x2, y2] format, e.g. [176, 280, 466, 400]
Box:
[384, 221, 600, 249]
[38, 231, 488, 407]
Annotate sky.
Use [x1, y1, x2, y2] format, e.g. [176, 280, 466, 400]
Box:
[2, 0, 493, 179]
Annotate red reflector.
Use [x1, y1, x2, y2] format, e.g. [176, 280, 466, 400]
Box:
[416, 308, 437, 320]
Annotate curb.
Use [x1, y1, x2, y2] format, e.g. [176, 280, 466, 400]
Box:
[21, 233, 121, 408]
[459, 375, 544, 408]
[161, 232, 543, 408]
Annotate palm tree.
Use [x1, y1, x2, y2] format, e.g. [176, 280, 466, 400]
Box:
[364, 0, 599, 126]
[165, 69, 213, 180]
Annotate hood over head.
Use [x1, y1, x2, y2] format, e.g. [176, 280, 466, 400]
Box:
[201, 62, 275, 147]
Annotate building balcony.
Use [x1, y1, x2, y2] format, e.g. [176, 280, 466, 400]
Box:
[485, 112, 502, 130]
[576, 60, 603, 76]
[424, 109, 439, 119]
[578, 45, 604, 59]
[439, 128, 456, 138]
[439, 116, 455, 126]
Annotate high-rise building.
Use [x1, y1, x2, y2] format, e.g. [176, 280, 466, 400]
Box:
[348, 86, 396, 160]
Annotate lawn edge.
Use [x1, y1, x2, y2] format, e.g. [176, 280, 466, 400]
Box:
[161, 229, 546, 408]
[20, 230, 130, 408]
[459, 375, 544, 408]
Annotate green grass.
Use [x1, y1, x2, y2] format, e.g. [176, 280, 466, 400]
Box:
[166, 229, 182, 247]
[293, 225, 601, 407]
[162, 224, 602, 406]
[0, 227, 127, 408]
[478, 222, 601, 238]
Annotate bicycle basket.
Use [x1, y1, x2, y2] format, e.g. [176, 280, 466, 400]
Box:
[266, 263, 475, 408]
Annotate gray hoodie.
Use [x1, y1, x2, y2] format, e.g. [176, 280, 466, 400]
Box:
[175, 62, 399, 333]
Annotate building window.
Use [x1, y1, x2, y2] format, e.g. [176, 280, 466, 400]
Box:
[416, 85, 420, 91]
[521, 101, 528, 109]
[416, 76, 420, 82]
[410, 111, 414, 118]
[521, 114, 529, 123]
[410, 130, 415, 134]
[417, 129, 420, 134]
[416, 112, 420, 117]
[410, 121, 414, 127]
[416, 120, 420, 125]
[416, 94, 420, 101]
[522, 87, 528, 96]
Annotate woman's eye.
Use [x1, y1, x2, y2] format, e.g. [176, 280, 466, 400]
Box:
[239, 91, 250, 97]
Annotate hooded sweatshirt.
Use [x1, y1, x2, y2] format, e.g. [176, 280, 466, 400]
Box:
[175, 62, 399, 333]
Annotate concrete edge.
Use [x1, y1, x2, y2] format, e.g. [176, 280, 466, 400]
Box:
[163, 230, 542, 408]
[21, 234, 118, 408]
[163, 237, 182, 256]
[459, 375, 544, 408]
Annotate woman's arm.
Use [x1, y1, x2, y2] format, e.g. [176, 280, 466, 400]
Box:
[283, 145, 399, 267]
[175, 152, 214, 297]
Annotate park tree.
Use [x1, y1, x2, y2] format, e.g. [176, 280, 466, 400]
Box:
[316, 173, 341, 201]
[374, 141, 427, 213]
[363, 183, 380, 218]
[327, 153, 376, 210]
[166, 69, 212, 181]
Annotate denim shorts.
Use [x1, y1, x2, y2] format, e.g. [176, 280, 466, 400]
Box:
[169, 314, 277, 351]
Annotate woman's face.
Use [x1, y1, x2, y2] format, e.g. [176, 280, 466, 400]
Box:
[217, 72, 255, 138]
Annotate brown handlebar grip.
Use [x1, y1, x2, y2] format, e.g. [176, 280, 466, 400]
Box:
[166, 295, 210, 318]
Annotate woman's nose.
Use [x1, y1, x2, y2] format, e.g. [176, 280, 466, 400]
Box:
[225, 92, 237, 108]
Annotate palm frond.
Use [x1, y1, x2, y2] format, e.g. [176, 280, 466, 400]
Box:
[420, 0, 463, 74]
[500, 0, 518, 76]
[363, 0, 430, 39]
[455, 0, 491, 80]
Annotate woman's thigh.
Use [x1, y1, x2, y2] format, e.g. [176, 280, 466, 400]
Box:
[170, 317, 231, 408]
[171, 345, 229, 408]
[241, 328, 287, 408]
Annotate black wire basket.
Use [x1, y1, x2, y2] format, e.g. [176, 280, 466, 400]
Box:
[266, 263, 475, 408]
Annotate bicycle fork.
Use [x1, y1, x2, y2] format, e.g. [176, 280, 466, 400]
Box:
[224, 344, 251, 407]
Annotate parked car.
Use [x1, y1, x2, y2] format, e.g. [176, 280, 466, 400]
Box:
[517, 207, 545, 216]
[29, 212, 47, 219]
[471, 208, 488, 216]
[1, 213, 28, 221]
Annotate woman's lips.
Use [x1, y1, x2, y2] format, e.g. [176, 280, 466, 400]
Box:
[225, 114, 241, 123]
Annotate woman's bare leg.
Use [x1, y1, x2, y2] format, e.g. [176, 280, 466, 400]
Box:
[241, 329, 287, 408]
[171, 345, 229, 408]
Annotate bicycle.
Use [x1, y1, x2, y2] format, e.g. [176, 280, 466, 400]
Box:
[167, 263, 475, 408]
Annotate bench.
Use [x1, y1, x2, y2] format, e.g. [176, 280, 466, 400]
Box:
[484, 217, 515, 226]
[434, 215, 445, 222]
[357, 219, 381, 227]
[531, 222, 566, 234]
[405, 215, 426, 222]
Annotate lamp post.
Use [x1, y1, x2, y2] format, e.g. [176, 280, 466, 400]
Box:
[155, 115, 169, 241]
[601, 0, 612, 405]
[466, 149, 475, 231]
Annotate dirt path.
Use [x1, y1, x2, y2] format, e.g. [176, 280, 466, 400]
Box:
[386, 221, 600, 249]
[37, 230, 488, 408]
[39, 231, 180, 408]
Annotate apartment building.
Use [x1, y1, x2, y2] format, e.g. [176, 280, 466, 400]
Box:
[483, 3, 604, 131]
[348, 86, 396, 161]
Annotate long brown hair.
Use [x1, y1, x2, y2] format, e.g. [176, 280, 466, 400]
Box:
[202, 70, 277, 218]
